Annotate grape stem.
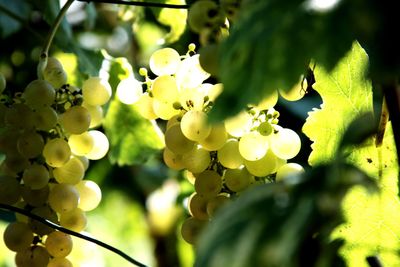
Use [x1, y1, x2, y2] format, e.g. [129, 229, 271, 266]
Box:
[77, 0, 189, 9]
[0, 203, 149, 267]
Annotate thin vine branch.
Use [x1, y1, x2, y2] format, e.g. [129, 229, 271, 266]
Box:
[0, 203, 149, 267]
[77, 0, 189, 9]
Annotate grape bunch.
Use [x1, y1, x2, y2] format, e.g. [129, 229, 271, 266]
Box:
[118, 45, 305, 245]
[0, 58, 109, 266]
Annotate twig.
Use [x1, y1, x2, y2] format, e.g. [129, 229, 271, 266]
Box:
[0, 203, 149, 267]
[77, 0, 189, 9]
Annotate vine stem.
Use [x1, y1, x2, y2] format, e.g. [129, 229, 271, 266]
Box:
[77, 0, 189, 9]
[0, 203, 149, 267]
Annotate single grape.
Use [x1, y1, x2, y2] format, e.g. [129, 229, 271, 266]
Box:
[135, 93, 158, 120]
[4, 153, 30, 174]
[47, 257, 73, 267]
[217, 139, 244, 169]
[152, 98, 180, 120]
[0, 128, 19, 154]
[257, 121, 273, 136]
[45, 231, 73, 258]
[151, 75, 180, 102]
[59, 208, 87, 232]
[43, 138, 71, 167]
[188, 193, 210, 220]
[22, 163, 50, 190]
[181, 217, 206, 245]
[29, 206, 58, 236]
[175, 54, 210, 89]
[180, 110, 211, 142]
[187, 0, 225, 33]
[224, 167, 252, 192]
[43, 57, 68, 88]
[163, 148, 185, 171]
[60, 105, 91, 134]
[0, 175, 21, 205]
[149, 47, 181, 76]
[82, 102, 103, 128]
[206, 194, 229, 217]
[244, 149, 277, 177]
[5, 103, 35, 130]
[53, 156, 85, 184]
[85, 130, 109, 160]
[224, 111, 253, 137]
[75, 180, 102, 211]
[238, 131, 269, 161]
[269, 128, 301, 159]
[21, 184, 49, 207]
[48, 183, 80, 213]
[199, 123, 227, 151]
[279, 78, 306, 102]
[82, 77, 112, 106]
[116, 76, 143, 105]
[32, 106, 58, 131]
[23, 79, 55, 109]
[275, 163, 304, 181]
[3, 222, 34, 252]
[194, 170, 222, 198]
[15, 245, 50, 267]
[68, 131, 94, 156]
[17, 131, 44, 159]
[199, 43, 220, 76]
[182, 146, 211, 174]
[252, 91, 279, 111]
[164, 124, 195, 155]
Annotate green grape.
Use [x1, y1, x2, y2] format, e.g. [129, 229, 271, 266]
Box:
[199, 43, 220, 76]
[163, 148, 185, 171]
[85, 130, 109, 160]
[217, 139, 244, 169]
[151, 75, 180, 102]
[23, 79, 55, 109]
[269, 128, 301, 159]
[224, 111, 253, 137]
[53, 156, 85, 184]
[252, 91, 278, 111]
[68, 131, 94, 156]
[179, 87, 206, 111]
[82, 77, 112, 106]
[0, 128, 19, 154]
[278, 77, 306, 102]
[0, 175, 21, 205]
[199, 123, 227, 151]
[188, 193, 210, 220]
[149, 47, 181, 76]
[76, 155, 89, 171]
[180, 110, 211, 142]
[82, 102, 103, 128]
[59, 208, 87, 232]
[224, 167, 252, 192]
[3, 222, 34, 252]
[165, 124, 195, 155]
[17, 131, 44, 158]
[244, 149, 277, 177]
[5, 103, 35, 130]
[238, 131, 269, 161]
[75, 180, 102, 211]
[175, 54, 210, 89]
[4, 153, 30, 173]
[0, 72, 5, 94]
[257, 121, 273, 136]
[152, 98, 180, 120]
[32, 106, 58, 131]
[194, 170, 222, 198]
[275, 163, 304, 181]
[60, 106, 91, 134]
[116, 76, 143, 105]
[181, 217, 206, 245]
[206, 194, 229, 217]
[182, 146, 211, 173]
[15, 245, 50, 267]
[47, 257, 73, 267]
[29, 206, 58, 236]
[166, 114, 182, 130]
[135, 92, 158, 120]
[14, 201, 29, 223]
[43, 57, 68, 88]
[43, 138, 71, 167]
[45, 231, 73, 258]
[187, 0, 225, 33]
[21, 184, 49, 207]
[48, 183, 80, 213]
[22, 163, 49, 189]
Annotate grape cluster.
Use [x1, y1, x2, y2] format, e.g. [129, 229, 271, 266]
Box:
[0, 58, 109, 266]
[118, 46, 305, 245]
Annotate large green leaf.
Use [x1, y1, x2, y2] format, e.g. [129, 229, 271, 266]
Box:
[0, 0, 31, 38]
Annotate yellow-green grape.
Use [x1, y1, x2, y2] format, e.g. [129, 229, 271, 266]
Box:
[116, 76, 143, 105]
[179, 87, 206, 111]
[60, 106, 91, 134]
[279, 78, 306, 102]
[199, 43, 220, 76]
[14, 201, 29, 223]
[166, 114, 182, 130]
[15, 245, 50, 267]
[53, 156, 85, 184]
[17, 131, 44, 158]
[149, 47, 181, 76]
[48, 183, 80, 213]
[182, 146, 211, 173]
[68, 131, 94, 156]
[206, 194, 229, 217]
[76, 155, 89, 171]
[165, 124, 195, 155]
[135, 92, 158, 120]
[269, 128, 301, 159]
[32, 106, 58, 131]
[0, 72, 5, 94]
[181, 217, 206, 245]
[224, 167, 252, 192]
[194, 170, 222, 198]
[187, 0, 225, 33]
[4, 154, 30, 174]
[276, 163, 304, 181]
[217, 139, 244, 169]
[29, 206, 58, 236]
[43, 57, 68, 88]
[82, 102, 103, 128]
[3, 222, 34, 252]
[43, 138, 71, 167]
[175, 54, 210, 89]
[5, 103, 35, 130]
[0, 175, 21, 205]
[205, 83, 223, 102]
[47, 257, 73, 267]
[75, 180, 102, 211]
[188, 193, 209, 220]
[152, 98, 180, 120]
[45, 231, 73, 258]
[252, 91, 279, 111]
[257, 121, 273, 136]
[59, 208, 87, 232]
[224, 111, 253, 137]
[244, 149, 277, 177]
[23, 79, 55, 109]
[151, 75, 180, 102]
[21, 185, 49, 207]
[184, 170, 197, 185]
[82, 77, 112, 106]
[180, 110, 211, 142]
[22, 163, 49, 189]
[238, 131, 269, 161]
[163, 148, 185, 171]
[85, 130, 109, 160]
[199, 123, 228, 151]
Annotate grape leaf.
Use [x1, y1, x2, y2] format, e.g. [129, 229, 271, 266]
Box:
[303, 42, 400, 266]
[0, 0, 31, 38]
